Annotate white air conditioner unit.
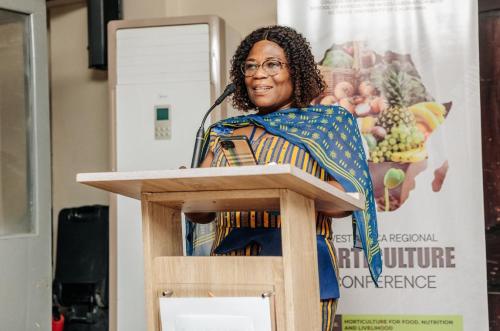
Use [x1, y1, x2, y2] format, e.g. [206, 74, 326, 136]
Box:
[107, 16, 240, 331]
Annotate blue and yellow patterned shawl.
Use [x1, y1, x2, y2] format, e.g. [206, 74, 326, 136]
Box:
[202, 105, 382, 283]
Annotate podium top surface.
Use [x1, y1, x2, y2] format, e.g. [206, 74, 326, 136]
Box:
[77, 164, 364, 211]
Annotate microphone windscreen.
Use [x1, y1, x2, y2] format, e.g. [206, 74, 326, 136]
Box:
[214, 83, 237, 105]
[225, 83, 236, 94]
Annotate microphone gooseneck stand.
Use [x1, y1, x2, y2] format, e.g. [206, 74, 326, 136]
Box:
[190, 83, 236, 168]
[187, 83, 236, 256]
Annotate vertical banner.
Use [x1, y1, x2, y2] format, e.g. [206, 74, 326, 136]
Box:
[278, 1, 488, 330]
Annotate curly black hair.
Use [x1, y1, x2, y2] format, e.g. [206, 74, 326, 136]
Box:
[230, 25, 326, 111]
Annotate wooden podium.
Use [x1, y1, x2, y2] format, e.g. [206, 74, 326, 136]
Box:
[77, 165, 364, 331]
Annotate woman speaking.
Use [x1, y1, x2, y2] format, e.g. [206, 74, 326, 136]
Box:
[189, 25, 382, 330]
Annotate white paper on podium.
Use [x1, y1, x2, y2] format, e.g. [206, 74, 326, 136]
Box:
[159, 296, 272, 331]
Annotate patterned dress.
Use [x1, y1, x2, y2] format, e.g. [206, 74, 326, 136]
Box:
[208, 126, 340, 331]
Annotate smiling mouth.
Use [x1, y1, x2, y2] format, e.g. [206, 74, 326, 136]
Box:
[253, 86, 272, 94]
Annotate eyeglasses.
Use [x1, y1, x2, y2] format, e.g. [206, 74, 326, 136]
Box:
[241, 59, 288, 77]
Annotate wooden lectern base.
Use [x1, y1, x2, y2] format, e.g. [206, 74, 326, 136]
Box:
[142, 189, 320, 331]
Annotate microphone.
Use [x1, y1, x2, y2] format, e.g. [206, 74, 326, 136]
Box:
[190, 83, 236, 168]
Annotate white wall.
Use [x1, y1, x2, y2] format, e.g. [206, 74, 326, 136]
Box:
[49, 3, 110, 236]
[164, 0, 276, 37]
[122, 0, 166, 19]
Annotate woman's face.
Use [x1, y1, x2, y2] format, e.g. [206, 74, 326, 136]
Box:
[244, 40, 293, 114]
